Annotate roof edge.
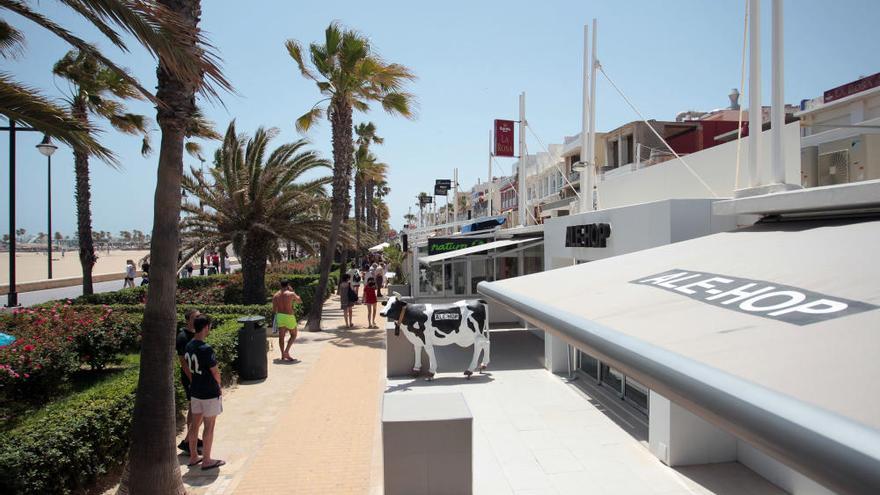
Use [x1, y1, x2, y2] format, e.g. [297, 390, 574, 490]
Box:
[477, 280, 880, 495]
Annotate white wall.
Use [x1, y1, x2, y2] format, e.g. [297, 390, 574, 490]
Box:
[737, 441, 835, 495]
[598, 122, 801, 209]
[543, 198, 738, 264]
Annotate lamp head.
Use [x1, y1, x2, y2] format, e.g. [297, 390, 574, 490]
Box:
[36, 135, 58, 157]
[571, 161, 585, 172]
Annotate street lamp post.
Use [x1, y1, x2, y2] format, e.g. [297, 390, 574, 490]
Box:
[36, 135, 58, 279]
[2, 119, 42, 306]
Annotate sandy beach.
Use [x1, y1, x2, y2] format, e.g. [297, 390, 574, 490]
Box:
[0, 249, 150, 285]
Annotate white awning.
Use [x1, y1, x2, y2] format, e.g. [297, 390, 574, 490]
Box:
[477, 218, 880, 494]
[368, 242, 390, 252]
[418, 238, 540, 264]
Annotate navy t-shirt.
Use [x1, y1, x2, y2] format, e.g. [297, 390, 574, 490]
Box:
[183, 339, 221, 399]
[176, 328, 195, 388]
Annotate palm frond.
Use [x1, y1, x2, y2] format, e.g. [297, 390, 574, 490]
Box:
[0, 73, 115, 162]
[0, 18, 24, 58]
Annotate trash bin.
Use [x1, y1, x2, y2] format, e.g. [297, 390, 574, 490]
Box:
[237, 316, 267, 380]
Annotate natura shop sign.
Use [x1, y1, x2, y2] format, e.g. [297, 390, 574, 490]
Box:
[631, 269, 878, 325]
[428, 238, 487, 256]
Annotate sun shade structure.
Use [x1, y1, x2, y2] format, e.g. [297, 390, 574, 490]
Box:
[368, 242, 391, 252]
[418, 238, 541, 265]
[477, 217, 880, 494]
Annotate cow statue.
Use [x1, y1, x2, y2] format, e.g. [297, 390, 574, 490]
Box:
[380, 295, 490, 380]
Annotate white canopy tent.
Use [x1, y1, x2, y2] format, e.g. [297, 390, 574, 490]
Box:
[478, 218, 880, 494]
[368, 242, 390, 252]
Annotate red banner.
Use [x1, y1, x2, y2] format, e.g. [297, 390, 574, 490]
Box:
[494, 119, 515, 157]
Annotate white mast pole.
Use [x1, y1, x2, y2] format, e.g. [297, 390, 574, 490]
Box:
[748, 0, 762, 187]
[488, 129, 493, 217]
[579, 24, 590, 213]
[453, 167, 459, 233]
[770, 0, 785, 185]
[518, 92, 527, 226]
[588, 18, 599, 210]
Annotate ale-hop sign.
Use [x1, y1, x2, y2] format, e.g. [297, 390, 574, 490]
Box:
[494, 119, 515, 157]
[631, 269, 878, 325]
[565, 223, 611, 248]
[427, 237, 487, 255]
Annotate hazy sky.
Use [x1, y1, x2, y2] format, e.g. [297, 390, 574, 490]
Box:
[1, 0, 877, 237]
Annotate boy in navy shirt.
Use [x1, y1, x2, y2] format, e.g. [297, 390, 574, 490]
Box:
[184, 315, 225, 470]
[176, 309, 203, 455]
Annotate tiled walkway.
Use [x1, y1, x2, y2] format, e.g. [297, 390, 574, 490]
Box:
[178, 295, 384, 494]
[386, 331, 785, 495]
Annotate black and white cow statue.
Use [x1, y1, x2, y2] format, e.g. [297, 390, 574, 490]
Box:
[380, 295, 490, 380]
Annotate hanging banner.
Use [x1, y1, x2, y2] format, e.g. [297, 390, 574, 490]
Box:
[494, 119, 515, 157]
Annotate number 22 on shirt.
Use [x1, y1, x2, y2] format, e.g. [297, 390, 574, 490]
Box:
[185, 352, 202, 375]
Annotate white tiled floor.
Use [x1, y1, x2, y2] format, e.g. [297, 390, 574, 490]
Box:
[385, 331, 784, 495]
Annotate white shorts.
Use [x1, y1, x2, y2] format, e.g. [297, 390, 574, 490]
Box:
[191, 396, 223, 417]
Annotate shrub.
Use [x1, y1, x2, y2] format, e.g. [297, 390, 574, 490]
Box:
[0, 364, 188, 495]
[73, 286, 147, 305]
[205, 320, 240, 386]
[176, 273, 232, 290]
[0, 304, 137, 400]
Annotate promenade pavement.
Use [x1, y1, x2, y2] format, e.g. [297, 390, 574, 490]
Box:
[178, 294, 385, 495]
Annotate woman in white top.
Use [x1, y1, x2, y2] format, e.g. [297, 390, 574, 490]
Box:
[123, 260, 136, 288]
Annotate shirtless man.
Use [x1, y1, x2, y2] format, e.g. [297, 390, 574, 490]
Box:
[272, 280, 302, 361]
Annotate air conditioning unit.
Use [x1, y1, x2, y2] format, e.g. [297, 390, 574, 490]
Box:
[818, 149, 850, 186]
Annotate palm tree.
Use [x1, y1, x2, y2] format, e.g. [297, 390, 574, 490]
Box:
[119, 1, 230, 493]
[287, 22, 415, 331]
[180, 121, 333, 304]
[1, 0, 223, 158]
[353, 122, 383, 252]
[363, 157, 388, 236]
[53, 49, 152, 295]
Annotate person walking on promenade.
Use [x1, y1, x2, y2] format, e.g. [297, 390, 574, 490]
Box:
[184, 261, 194, 278]
[374, 262, 385, 297]
[123, 259, 136, 288]
[347, 263, 362, 302]
[273, 280, 302, 361]
[177, 309, 204, 455]
[338, 273, 355, 328]
[364, 277, 379, 328]
[184, 315, 225, 470]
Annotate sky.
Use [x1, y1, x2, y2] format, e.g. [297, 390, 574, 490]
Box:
[1, 0, 878, 238]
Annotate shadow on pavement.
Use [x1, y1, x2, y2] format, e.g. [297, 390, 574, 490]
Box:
[385, 373, 495, 393]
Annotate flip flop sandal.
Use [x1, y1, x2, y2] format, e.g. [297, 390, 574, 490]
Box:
[187, 458, 202, 466]
[202, 460, 226, 470]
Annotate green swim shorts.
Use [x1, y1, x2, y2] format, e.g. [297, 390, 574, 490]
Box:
[275, 313, 297, 329]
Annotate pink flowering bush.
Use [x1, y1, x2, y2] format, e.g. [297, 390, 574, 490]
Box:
[0, 303, 138, 400]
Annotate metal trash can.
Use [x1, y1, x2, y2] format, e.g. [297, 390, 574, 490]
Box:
[237, 316, 267, 380]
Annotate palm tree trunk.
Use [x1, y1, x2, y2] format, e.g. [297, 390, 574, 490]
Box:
[118, 2, 200, 493]
[72, 99, 97, 295]
[354, 173, 363, 252]
[366, 180, 376, 233]
[241, 232, 269, 304]
[305, 99, 353, 332]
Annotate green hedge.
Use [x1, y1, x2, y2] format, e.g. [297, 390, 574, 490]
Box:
[0, 318, 241, 495]
[73, 286, 147, 305]
[0, 365, 185, 494]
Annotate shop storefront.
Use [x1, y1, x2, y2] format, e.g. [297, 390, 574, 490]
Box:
[409, 229, 544, 323]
